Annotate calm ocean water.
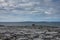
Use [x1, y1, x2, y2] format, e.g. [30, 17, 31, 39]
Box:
[0, 22, 60, 27]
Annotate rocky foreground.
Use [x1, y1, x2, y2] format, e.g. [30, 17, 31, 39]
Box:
[0, 25, 60, 40]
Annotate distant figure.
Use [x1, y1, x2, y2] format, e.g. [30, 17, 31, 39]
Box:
[32, 24, 35, 26]
[32, 24, 36, 29]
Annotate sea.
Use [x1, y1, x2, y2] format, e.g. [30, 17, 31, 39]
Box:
[0, 22, 60, 27]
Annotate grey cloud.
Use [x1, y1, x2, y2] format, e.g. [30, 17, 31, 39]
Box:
[0, 0, 60, 15]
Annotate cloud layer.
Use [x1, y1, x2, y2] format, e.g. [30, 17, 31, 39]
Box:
[0, 0, 60, 22]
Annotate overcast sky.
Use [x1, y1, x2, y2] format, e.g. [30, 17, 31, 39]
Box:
[0, 0, 60, 22]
